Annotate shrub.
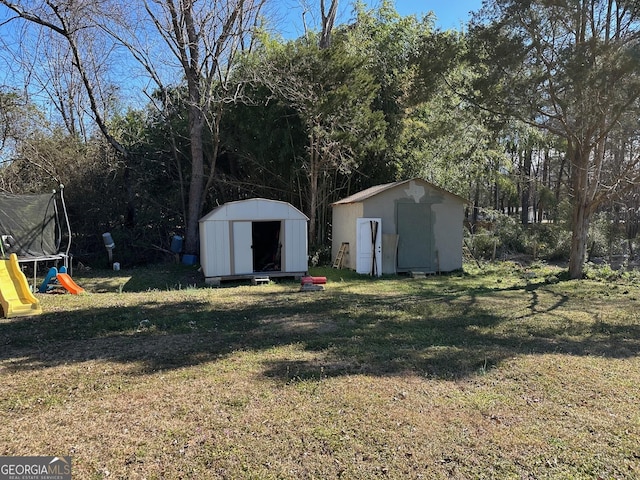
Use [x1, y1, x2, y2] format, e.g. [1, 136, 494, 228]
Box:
[467, 209, 526, 259]
[309, 244, 332, 267]
[467, 210, 575, 262]
[588, 211, 626, 260]
[527, 223, 571, 261]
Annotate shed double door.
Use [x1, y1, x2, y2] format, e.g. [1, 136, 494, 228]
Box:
[396, 202, 434, 272]
[232, 220, 286, 274]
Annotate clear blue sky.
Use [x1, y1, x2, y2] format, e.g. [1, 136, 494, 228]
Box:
[389, 0, 484, 29]
[276, 0, 484, 38]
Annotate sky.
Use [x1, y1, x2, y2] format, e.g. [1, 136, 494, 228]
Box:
[276, 0, 485, 38]
[382, 0, 484, 29]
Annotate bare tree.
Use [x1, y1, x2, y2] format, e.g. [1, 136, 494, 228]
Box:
[319, 0, 338, 49]
[1, 0, 268, 254]
[140, 0, 268, 254]
[0, 1, 128, 156]
[0, 88, 33, 163]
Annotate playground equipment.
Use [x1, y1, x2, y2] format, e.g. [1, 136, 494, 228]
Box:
[0, 185, 72, 289]
[0, 185, 81, 315]
[39, 266, 84, 294]
[0, 253, 42, 318]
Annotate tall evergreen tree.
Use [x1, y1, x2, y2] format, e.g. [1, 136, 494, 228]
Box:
[250, 30, 386, 245]
[469, 0, 640, 278]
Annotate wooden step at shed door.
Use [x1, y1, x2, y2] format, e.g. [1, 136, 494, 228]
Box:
[333, 242, 349, 268]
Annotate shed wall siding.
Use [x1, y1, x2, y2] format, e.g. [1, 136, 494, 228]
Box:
[432, 199, 464, 271]
[284, 219, 308, 272]
[365, 182, 446, 274]
[200, 220, 231, 277]
[331, 203, 363, 269]
[363, 191, 396, 235]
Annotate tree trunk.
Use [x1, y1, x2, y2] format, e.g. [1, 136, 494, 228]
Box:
[184, 101, 205, 255]
[307, 132, 319, 245]
[319, 0, 338, 49]
[568, 145, 592, 279]
[568, 198, 590, 279]
[521, 149, 532, 225]
[470, 180, 480, 233]
[175, 1, 205, 257]
[538, 149, 549, 223]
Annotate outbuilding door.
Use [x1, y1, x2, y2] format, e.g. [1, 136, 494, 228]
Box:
[233, 221, 253, 274]
[396, 202, 433, 272]
[356, 218, 382, 276]
[233, 221, 284, 274]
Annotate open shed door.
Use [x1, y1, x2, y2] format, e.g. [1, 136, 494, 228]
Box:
[356, 218, 382, 276]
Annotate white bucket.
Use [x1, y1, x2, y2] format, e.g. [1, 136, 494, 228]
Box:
[113, 262, 120, 271]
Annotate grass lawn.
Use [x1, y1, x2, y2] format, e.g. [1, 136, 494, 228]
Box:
[1, 261, 639, 479]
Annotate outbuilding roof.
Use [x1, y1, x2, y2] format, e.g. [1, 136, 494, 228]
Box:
[199, 198, 308, 222]
[331, 178, 467, 206]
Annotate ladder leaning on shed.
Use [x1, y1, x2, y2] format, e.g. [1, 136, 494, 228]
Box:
[333, 242, 349, 269]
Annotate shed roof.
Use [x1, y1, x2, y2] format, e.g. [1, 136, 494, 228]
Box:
[331, 178, 467, 206]
[199, 198, 308, 222]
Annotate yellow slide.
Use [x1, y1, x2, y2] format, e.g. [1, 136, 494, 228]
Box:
[0, 253, 42, 318]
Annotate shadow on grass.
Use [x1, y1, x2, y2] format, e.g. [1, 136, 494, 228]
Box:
[72, 262, 207, 293]
[1, 277, 639, 381]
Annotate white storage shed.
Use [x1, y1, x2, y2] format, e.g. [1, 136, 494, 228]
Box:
[199, 198, 309, 281]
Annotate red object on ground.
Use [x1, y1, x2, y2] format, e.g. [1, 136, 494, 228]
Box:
[301, 276, 327, 285]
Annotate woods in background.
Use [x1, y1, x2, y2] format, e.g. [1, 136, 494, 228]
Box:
[0, 0, 638, 277]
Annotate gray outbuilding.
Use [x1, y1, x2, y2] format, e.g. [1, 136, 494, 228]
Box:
[199, 198, 308, 282]
[331, 178, 466, 275]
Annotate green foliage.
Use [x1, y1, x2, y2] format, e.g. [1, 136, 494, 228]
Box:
[249, 25, 388, 243]
[255, 31, 387, 167]
[588, 213, 615, 259]
[408, 28, 511, 202]
[527, 224, 571, 261]
[583, 261, 640, 283]
[349, 1, 435, 184]
[1, 103, 188, 266]
[584, 262, 620, 282]
[220, 86, 305, 203]
[587, 211, 629, 261]
[467, 209, 525, 259]
[411, 29, 463, 102]
[4, 0, 640, 275]
[308, 244, 332, 268]
[466, 231, 500, 260]
[467, 210, 572, 262]
[0, 89, 40, 162]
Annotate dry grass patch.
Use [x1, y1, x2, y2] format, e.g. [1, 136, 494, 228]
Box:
[1, 262, 640, 478]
